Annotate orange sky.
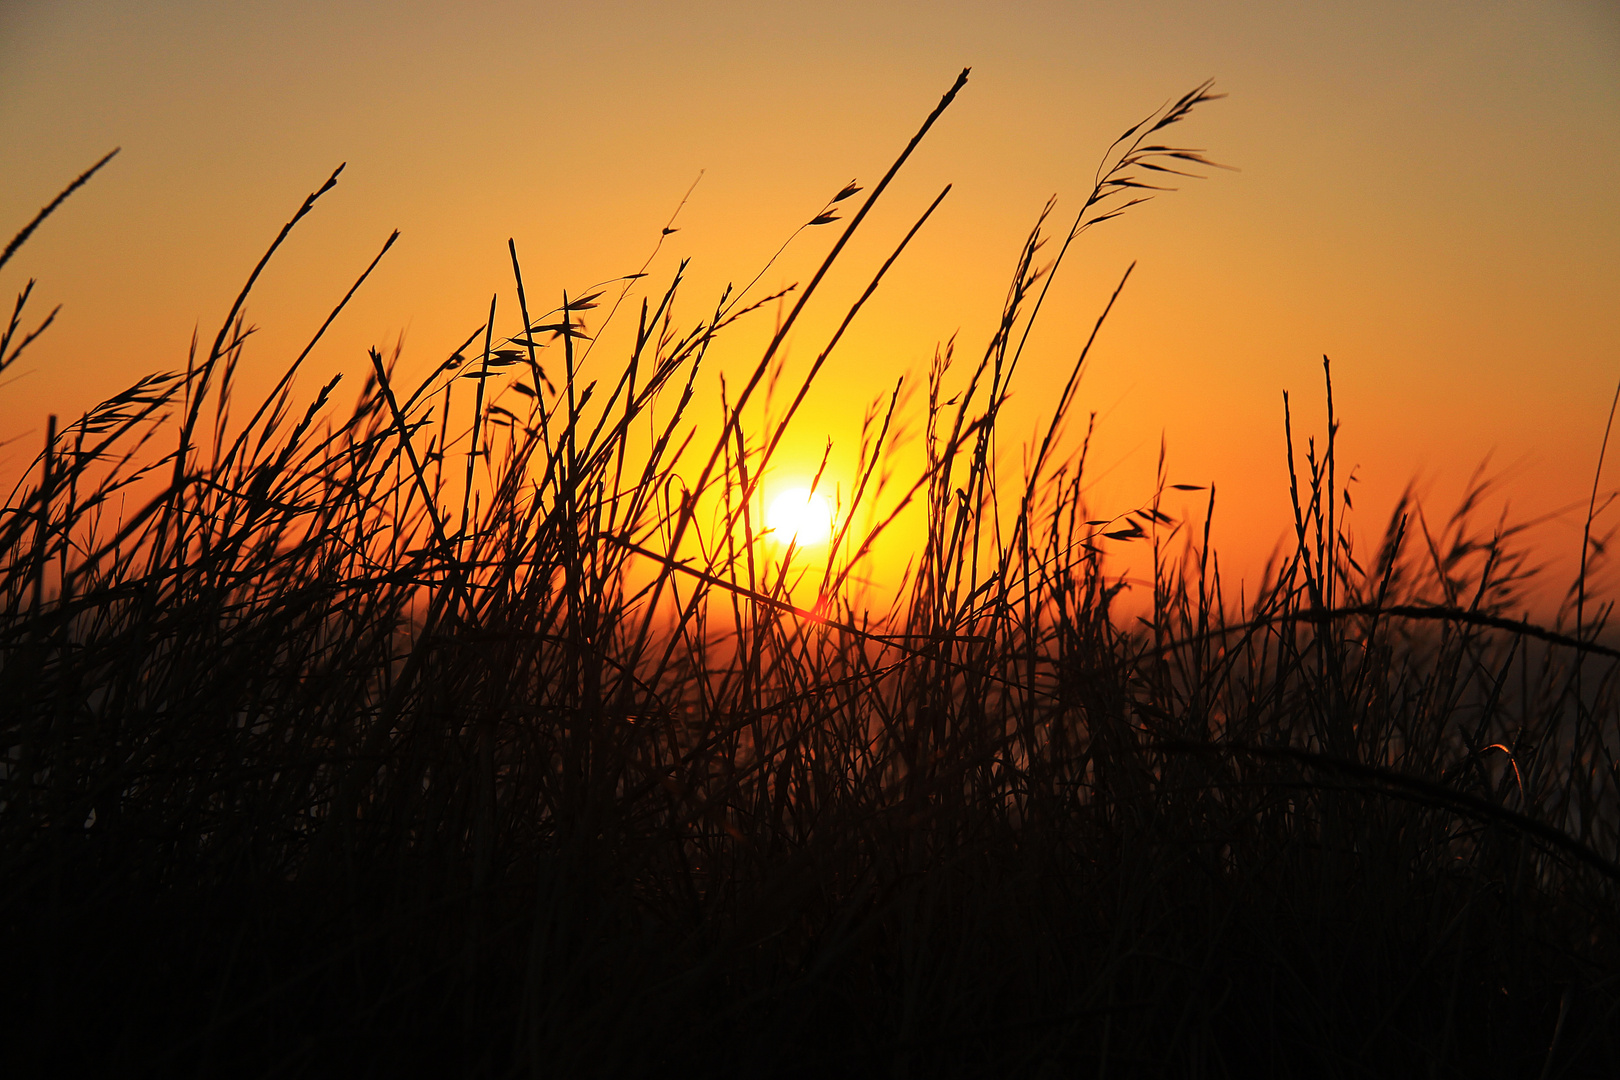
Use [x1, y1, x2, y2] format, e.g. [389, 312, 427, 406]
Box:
[3, 0, 1618, 606]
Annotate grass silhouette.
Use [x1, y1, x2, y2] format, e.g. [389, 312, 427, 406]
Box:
[3, 71, 1618, 1078]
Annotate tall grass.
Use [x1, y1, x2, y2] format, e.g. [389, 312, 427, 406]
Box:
[4, 72, 1619, 1078]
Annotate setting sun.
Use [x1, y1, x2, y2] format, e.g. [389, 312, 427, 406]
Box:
[765, 487, 834, 547]
[7, 6, 1620, 1068]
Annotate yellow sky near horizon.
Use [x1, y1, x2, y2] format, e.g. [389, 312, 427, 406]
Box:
[2, 0, 1618, 606]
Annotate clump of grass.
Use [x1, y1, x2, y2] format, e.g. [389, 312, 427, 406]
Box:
[3, 72, 1618, 1079]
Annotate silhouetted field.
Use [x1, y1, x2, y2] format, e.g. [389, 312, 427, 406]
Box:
[4, 73, 1618, 1078]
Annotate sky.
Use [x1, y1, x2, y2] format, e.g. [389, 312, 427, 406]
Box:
[2, 0, 1618, 605]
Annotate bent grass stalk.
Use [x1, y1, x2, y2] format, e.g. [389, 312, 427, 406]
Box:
[1, 76, 1618, 1078]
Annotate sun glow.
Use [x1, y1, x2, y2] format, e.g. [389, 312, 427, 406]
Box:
[765, 487, 833, 547]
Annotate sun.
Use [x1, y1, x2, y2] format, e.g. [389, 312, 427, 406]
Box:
[765, 487, 833, 547]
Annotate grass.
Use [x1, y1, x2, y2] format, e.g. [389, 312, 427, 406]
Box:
[3, 71, 1619, 1078]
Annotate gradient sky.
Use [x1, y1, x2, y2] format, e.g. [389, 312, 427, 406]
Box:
[3, 0, 1618, 599]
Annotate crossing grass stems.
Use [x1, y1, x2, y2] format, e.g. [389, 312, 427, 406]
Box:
[3, 72, 1619, 1078]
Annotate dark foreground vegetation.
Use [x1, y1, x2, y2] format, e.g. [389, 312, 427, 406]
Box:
[4, 73, 1619, 1078]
